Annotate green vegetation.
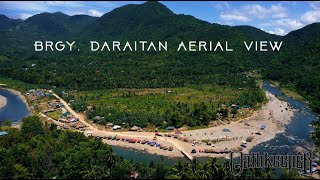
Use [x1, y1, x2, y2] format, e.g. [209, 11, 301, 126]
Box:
[0, 116, 302, 179]
[46, 111, 61, 120]
[263, 31, 320, 113]
[0, 1, 318, 126]
[0, 2, 319, 179]
[67, 84, 265, 128]
[0, 77, 37, 92]
[0, 3, 318, 117]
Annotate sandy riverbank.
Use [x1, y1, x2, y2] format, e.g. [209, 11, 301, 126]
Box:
[0, 95, 7, 109]
[5, 88, 30, 110]
[37, 90, 296, 159]
[16, 87, 294, 159]
[67, 90, 295, 159]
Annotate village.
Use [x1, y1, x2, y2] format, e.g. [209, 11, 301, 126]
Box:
[22, 87, 301, 161]
[2, 85, 320, 177]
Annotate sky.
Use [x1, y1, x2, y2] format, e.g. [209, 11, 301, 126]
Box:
[0, 1, 320, 36]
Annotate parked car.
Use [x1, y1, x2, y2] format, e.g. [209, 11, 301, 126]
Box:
[222, 128, 231, 132]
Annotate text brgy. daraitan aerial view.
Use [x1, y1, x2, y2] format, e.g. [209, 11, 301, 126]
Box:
[0, 1, 320, 179]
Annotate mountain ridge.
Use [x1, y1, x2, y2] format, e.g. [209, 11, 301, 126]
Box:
[0, 1, 319, 113]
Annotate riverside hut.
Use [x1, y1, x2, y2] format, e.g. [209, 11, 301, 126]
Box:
[130, 126, 139, 131]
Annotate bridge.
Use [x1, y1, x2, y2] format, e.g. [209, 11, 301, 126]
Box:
[181, 150, 194, 161]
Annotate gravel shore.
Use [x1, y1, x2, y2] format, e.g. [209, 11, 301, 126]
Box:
[92, 91, 295, 158]
[0, 95, 7, 109]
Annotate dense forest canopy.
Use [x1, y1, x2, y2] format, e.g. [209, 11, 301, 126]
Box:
[0, 1, 319, 115]
[0, 116, 302, 179]
[0, 2, 319, 178]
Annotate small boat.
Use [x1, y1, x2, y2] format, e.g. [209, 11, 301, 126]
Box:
[191, 149, 197, 153]
[168, 146, 173, 151]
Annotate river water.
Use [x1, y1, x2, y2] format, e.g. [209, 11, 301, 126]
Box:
[249, 83, 319, 155]
[1, 84, 319, 165]
[112, 82, 320, 164]
[0, 89, 30, 122]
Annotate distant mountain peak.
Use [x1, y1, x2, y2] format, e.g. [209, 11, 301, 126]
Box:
[140, 1, 174, 15]
[0, 14, 10, 20]
[102, 1, 174, 20]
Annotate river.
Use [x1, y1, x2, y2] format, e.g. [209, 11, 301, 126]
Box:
[1, 84, 319, 165]
[111, 82, 320, 165]
[249, 82, 319, 155]
[0, 89, 30, 122]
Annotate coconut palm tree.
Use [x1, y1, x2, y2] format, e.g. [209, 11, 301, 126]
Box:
[167, 161, 189, 179]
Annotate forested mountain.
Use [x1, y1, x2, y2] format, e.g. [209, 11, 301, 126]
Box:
[263, 23, 320, 112]
[233, 25, 280, 41]
[25, 12, 98, 36]
[0, 1, 319, 112]
[0, 15, 22, 30]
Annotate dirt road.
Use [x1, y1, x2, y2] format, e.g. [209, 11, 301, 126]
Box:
[51, 91, 294, 159]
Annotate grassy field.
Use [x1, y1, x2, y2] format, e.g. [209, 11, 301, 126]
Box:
[46, 111, 61, 120]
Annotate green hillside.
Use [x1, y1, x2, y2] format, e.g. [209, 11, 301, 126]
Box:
[0, 1, 319, 114]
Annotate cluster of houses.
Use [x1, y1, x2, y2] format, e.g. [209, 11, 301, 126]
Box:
[42, 98, 87, 131]
[26, 89, 52, 101]
[57, 112, 86, 131]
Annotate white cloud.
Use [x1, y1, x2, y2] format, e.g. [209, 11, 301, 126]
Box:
[0, 1, 118, 12]
[243, 4, 269, 19]
[46, 1, 85, 8]
[220, 12, 250, 22]
[212, 2, 230, 10]
[310, 2, 320, 10]
[274, 18, 304, 30]
[268, 28, 286, 35]
[243, 4, 287, 19]
[64, 9, 105, 17]
[219, 3, 287, 23]
[301, 10, 320, 24]
[0, 1, 49, 11]
[17, 13, 33, 20]
[272, 12, 287, 19]
[87, 9, 104, 17]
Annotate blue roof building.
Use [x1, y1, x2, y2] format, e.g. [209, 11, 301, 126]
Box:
[0, 131, 9, 136]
